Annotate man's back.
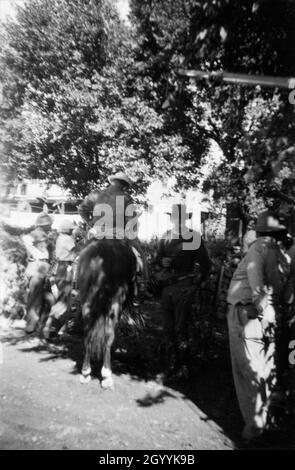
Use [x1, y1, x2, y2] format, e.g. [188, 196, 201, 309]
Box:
[93, 185, 133, 226]
[79, 184, 137, 238]
[227, 236, 288, 307]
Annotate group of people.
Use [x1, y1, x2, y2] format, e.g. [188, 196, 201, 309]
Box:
[17, 172, 212, 363]
[9, 172, 295, 444]
[21, 171, 147, 339]
[22, 212, 80, 338]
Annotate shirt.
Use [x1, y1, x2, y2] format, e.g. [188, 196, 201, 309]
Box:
[156, 228, 211, 276]
[227, 236, 289, 309]
[78, 185, 137, 236]
[22, 227, 50, 260]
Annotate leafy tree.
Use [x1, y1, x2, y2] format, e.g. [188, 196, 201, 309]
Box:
[0, 0, 191, 197]
[130, 0, 295, 214]
[2, 0, 295, 209]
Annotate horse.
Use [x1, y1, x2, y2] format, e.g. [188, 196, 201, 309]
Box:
[77, 238, 137, 388]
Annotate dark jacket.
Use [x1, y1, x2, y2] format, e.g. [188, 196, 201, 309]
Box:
[78, 185, 136, 231]
[156, 228, 211, 280]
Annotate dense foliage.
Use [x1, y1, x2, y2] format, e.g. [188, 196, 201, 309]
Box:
[130, 0, 295, 215]
[0, 0, 294, 213]
[0, 226, 28, 318]
[0, 1, 165, 196]
[0, 0, 205, 198]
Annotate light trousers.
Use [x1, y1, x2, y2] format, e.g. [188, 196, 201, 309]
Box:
[227, 304, 276, 439]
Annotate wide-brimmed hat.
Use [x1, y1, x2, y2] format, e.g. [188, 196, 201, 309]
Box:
[255, 210, 287, 233]
[108, 172, 132, 186]
[166, 203, 192, 220]
[35, 212, 53, 227]
[58, 218, 75, 233]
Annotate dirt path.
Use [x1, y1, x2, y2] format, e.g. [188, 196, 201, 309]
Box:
[0, 319, 233, 450]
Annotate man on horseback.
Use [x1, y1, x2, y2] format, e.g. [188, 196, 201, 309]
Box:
[79, 172, 133, 232]
[78, 171, 148, 286]
[78, 172, 141, 388]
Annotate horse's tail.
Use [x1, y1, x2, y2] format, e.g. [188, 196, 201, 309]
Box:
[87, 314, 106, 362]
[78, 239, 136, 365]
[78, 250, 111, 362]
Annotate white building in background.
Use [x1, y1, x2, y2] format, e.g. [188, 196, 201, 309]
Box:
[0, 179, 80, 228]
[137, 178, 210, 241]
[1, 177, 210, 239]
[13, 179, 71, 201]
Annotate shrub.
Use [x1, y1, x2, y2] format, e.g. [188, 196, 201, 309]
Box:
[0, 226, 28, 318]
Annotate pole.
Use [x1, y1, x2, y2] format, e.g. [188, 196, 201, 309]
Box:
[178, 69, 295, 90]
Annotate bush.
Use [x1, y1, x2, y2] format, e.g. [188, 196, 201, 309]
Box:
[195, 238, 241, 319]
[0, 226, 28, 318]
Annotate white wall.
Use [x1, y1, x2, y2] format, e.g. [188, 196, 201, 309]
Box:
[1, 178, 209, 240]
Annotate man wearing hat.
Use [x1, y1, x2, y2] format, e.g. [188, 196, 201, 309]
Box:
[22, 212, 56, 333]
[43, 218, 77, 339]
[155, 203, 211, 381]
[78, 172, 135, 235]
[227, 210, 292, 443]
[79, 171, 148, 285]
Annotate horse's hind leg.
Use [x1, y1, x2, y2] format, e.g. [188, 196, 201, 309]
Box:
[80, 303, 92, 384]
[101, 296, 122, 389]
[101, 318, 115, 389]
[80, 336, 92, 384]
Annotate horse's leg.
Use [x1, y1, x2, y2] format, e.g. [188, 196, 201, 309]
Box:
[101, 291, 124, 389]
[101, 313, 116, 389]
[80, 303, 92, 384]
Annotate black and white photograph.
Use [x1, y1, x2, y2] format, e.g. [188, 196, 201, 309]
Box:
[0, 0, 295, 453]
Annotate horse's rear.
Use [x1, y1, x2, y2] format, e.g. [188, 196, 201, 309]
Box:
[78, 239, 137, 388]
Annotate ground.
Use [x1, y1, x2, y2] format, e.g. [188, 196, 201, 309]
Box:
[0, 312, 238, 451]
[0, 310, 293, 450]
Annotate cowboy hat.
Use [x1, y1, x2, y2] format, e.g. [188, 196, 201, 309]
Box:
[108, 172, 132, 186]
[255, 210, 287, 233]
[58, 218, 75, 233]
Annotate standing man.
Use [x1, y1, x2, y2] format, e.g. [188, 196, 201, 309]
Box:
[155, 203, 211, 381]
[227, 210, 292, 443]
[43, 218, 77, 340]
[22, 212, 56, 333]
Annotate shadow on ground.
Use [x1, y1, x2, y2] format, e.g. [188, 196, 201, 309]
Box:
[1, 302, 294, 450]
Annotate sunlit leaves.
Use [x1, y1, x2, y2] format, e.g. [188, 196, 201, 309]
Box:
[130, 0, 295, 215]
[0, 0, 171, 197]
